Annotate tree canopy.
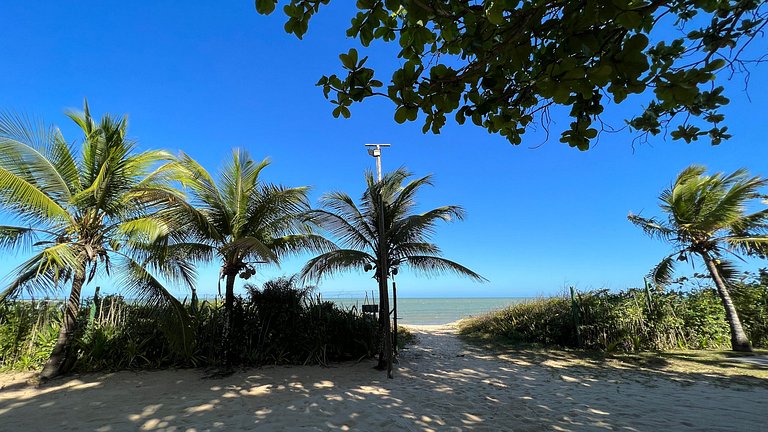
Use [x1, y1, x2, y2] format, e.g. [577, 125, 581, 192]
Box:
[255, 0, 767, 149]
[629, 164, 768, 286]
[301, 168, 486, 283]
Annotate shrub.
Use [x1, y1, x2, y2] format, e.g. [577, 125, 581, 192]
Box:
[0, 278, 378, 372]
[459, 280, 768, 352]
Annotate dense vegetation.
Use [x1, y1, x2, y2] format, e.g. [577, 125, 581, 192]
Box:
[459, 272, 768, 352]
[0, 277, 378, 371]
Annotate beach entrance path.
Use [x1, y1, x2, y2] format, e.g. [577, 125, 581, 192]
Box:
[1, 325, 767, 431]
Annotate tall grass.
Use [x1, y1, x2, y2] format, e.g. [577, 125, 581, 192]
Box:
[459, 279, 768, 352]
[0, 301, 60, 370]
[0, 278, 378, 372]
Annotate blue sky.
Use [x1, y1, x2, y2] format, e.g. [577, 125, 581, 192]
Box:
[1, 1, 767, 299]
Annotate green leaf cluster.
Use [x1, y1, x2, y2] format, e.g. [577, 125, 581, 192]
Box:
[256, 0, 767, 149]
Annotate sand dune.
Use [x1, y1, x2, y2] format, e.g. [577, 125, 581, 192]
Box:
[1, 325, 766, 431]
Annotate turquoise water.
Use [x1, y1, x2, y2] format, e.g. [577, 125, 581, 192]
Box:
[328, 297, 527, 325]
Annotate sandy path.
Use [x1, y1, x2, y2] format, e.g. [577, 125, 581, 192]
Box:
[1, 325, 767, 431]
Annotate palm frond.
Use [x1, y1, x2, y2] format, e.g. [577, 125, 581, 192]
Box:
[223, 236, 280, 264]
[47, 130, 82, 193]
[389, 173, 433, 220]
[242, 183, 310, 238]
[731, 208, 768, 234]
[391, 206, 465, 243]
[36, 243, 82, 277]
[308, 168, 483, 286]
[391, 242, 442, 260]
[0, 113, 74, 201]
[116, 257, 193, 353]
[300, 249, 375, 282]
[700, 172, 767, 232]
[308, 208, 373, 251]
[141, 188, 224, 243]
[627, 213, 675, 242]
[0, 252, 70, 302]
[649, 254, 677, 286]
[724, 236, 768, 258]
[0, 167, 70, 223]
[0, 226, 39, 252]
[267, 234, 337, 259]
[173, 152, 232, 234]
[220, 150, 269, 234]
[404, 255, 487, 282]
[713, 258, 741, 283]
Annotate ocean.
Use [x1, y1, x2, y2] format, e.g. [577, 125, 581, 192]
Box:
[327, 297, 527, 325]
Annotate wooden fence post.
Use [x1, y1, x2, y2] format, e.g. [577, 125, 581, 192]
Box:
[570, 286, 583, 348]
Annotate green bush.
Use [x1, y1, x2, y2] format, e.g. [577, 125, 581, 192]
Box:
[730, 276, 768, 347]
[459, 279, 768, 352]
[0, 278, 378, 372]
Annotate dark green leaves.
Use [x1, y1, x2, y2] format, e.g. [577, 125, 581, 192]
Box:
[256, 0, 767, 149]
[254, 0, 276, 15]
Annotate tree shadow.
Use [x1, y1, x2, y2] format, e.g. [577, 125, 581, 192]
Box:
[1, 328, 766, 431]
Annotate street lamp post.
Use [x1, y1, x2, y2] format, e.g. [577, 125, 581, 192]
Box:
[365, 144, 390, 181]
[365, 143, 393, 378]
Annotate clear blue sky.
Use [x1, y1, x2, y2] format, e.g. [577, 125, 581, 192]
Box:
[1, 1, 766, 299]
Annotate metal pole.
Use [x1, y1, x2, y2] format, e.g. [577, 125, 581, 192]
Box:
[365, 143, 393, 378]
[392, 277, 398, 356]
[365, 143, 390, 182]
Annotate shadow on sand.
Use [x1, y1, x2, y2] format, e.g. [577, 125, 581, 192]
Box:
[1, 327, 767, 431]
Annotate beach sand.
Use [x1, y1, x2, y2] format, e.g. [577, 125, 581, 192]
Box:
[1, 324, 766, 431]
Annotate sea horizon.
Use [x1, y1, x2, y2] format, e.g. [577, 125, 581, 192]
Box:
[327, 297, 530, 325]
[9, 293, 533, 326]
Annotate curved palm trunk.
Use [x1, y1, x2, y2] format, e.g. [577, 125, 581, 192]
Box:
[40, 265, 86, 380]
[701, 252, 752, 352]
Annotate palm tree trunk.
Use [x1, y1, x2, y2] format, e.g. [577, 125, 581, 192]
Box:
[373, 189, 393, 377]
[701, 252, 752, 352]
[375, 270, 393, 376]
[40, 266, 86, 380]
[222, 270, 237, 368]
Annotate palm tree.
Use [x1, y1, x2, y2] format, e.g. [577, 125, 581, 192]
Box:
[159, 150, 331, 363]
[0, 102, 191, 379]
[629, 165, 768, 352]
[301, 168, 486, 369]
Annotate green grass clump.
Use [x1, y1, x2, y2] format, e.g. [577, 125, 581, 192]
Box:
[0, 301, 60, 371]
[396, 325, 416, 350]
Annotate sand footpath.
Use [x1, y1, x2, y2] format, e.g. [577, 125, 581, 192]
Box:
[1, 324, 767, 431]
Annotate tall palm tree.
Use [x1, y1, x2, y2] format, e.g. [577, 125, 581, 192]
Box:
[629, 165, 768, 352]
[159, 150, 331, 363]
[0, 102, 190, 379]
[301, 168, 486, 369]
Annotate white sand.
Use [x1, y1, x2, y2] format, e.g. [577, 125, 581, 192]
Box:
[1, 324, 767, 431]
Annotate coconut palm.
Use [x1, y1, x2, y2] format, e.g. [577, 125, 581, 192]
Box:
[301, 168, 486, 369]
[629, 165, 768, 352]
[0, 102, 191, 379]
[159, 150, 331, 363]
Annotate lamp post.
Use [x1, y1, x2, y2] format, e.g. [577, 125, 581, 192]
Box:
[365, 143, 393, 378]
[365, 143, 390, 181]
